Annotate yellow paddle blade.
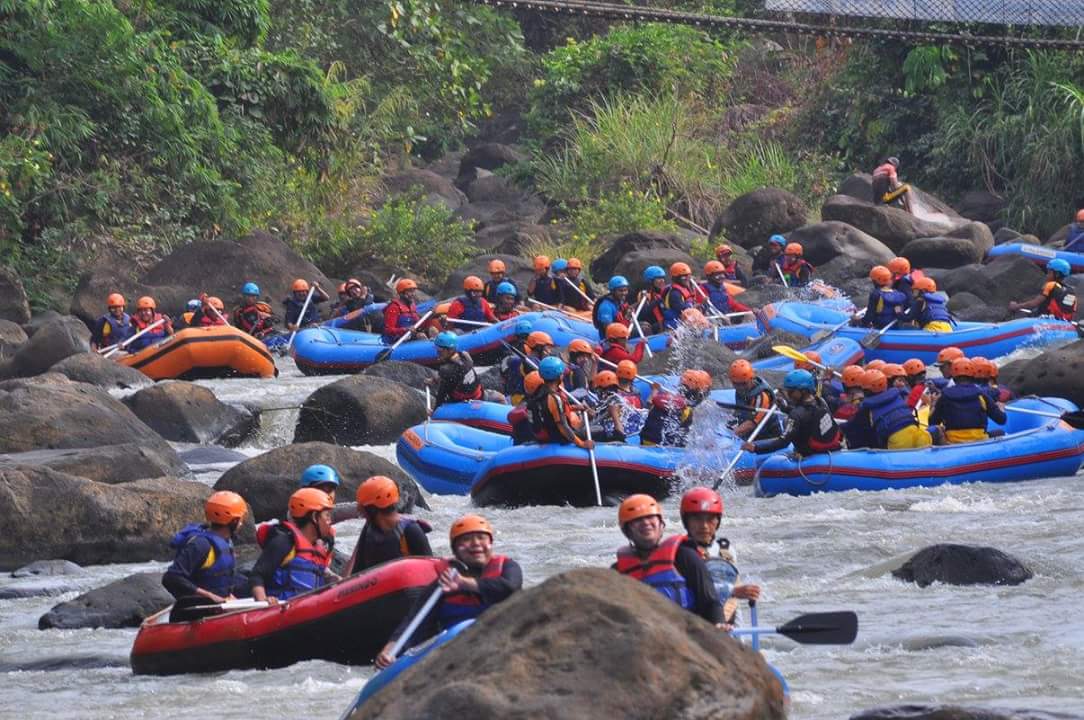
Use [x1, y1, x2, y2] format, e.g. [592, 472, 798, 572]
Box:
[772, 344, 809, 363]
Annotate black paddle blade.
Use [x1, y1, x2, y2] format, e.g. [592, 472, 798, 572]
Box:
[777, 611, 858, 645]
[1060, 410, 1084, 429]
[860, 331, 882, 349]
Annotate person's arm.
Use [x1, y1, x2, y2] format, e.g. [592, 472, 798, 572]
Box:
[750, 409, 796, 454]
[162, 537, 215, 600]
[482, 299, 498, 324]
[404, 522, 433, 557]
[927, 396, 944, 427]
[476, 558, 523, 604]
[549, 395, 591, 448]
[608, 401, 626, 438]
[1010, 286, 1050, 312]
[674, 546, 725, 624]
[248, 532, 295, 602]
[982, 394, 1007, 424]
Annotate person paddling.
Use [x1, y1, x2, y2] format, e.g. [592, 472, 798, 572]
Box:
[343, 475, 432, 575]
[928, 358, 1006, 444]
[283, 279, 328, 331]
[233, 283, 276, 339]
[383, 278, 426, 343]
[861, 266, 908, 329]
[742, 370, 842, 457]
[250, 488, 336, 603]
[163, 491, 247, 618]
[91, 293, 135, 352]
[128, 296, 174, 351]
[483, 259, 519, 304]
[429, 332, 483, 409]
[592, 276, 630, 334]
[640, 370, 711, 448]
[1009, 258, 1077, 320]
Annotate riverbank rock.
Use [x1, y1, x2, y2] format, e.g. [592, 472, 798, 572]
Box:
[0, 443, 190, 484]
[441, 254, 534, 300]
[0, 560, 89, 600]
[637, 335, 738, 386]
[350, 567, 785, 720]
[362, 360, 438, 388]
[0, 319, 28, 360]
[0, 267, 31, 324]
[821, 194, 960, 253]
[12, 559, 87, 578]
[901, 236, 983, 269]
[0, 467, 211, 570]
[48, 351, 151, 390]
[38, 572, 173, 630]
[589, 230, 691, 281]
[925, 256, 1045, 309]
[996, 339, 1084, 407]
[214, 441, 426, 522]
[383, 168, 467, 211]
[892, 544, 1032, 587]
[456, 143, 525, 189]
[786, 221, 894, 266]
[123, 381, 256, 446]
[851, 705, 1084, 720]
[837, 173, 961, 219]
[0, 316, 90, 379]
[294, 375, 426, 446]
[710, 187, 809, 247]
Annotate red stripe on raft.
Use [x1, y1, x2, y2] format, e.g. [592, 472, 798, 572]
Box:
[873, 324, 1070, 352]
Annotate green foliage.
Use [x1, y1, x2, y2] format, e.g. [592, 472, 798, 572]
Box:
[902, 46, 957, 95]
[527, 25, 734, 141]
[158, 0, 270, 46]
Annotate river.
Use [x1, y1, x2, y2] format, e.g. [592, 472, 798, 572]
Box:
[2, 356, 1083, 719]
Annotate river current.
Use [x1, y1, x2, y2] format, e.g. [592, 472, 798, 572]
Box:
[2, 355, 1082, 719]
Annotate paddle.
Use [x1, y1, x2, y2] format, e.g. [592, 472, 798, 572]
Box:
[582, 410, 603, 506]
[1004, 405, 1084, 429]
[374, 309, 434, 363]
[285, 284, 318, 352]
[424, 387, 432, 440]
[860, 318, 897, 350]
[715, 400, 786, 417]
[731, 610, 858, 645]
[772, 344, 843, 378]
[712, 404, 777, 490]
[559, 276, 595, 308]
[387, 572, 453, 659]
[750, 601, 760, 651]
[202, 297, 231, 326]
[811, 308, 866, 343]
[186, 598, 270, 612]
[594, 354, 675, 392]
[627, 295, 654, 359]
[775, 262, 789, 288]
[446, 317, 494, 328]
[101, 318, 166, 358]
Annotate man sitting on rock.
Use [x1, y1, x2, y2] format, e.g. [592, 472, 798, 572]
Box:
[872, 156, 912, 212]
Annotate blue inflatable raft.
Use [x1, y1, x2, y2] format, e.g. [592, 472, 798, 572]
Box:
[759, 301, 1079, 363]
[986, 242, 1084, 274]
[754, 397, 1084, 497]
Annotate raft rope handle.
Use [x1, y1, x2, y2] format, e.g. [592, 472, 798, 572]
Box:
[797, 450, 832, 488]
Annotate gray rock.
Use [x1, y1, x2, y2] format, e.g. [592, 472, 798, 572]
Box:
[123, 381, 256, 446]
[926, 256, 1045, 308]
[956, 189, 1007, 223]
[463, 170, 528, 205]
[38, 572, 173, 630]
[456, 143, 525, 188]
[837, 173, 962, 219]
[0, 581, 85, 600]
[441, 254, 534, 300]
[0, 443, 190, 484]
[901, 236, 983, 269]
[48, 351, 151, 390]
[362, 360, 438, 388]
[22, 310, 63, 336]
[993, 227, 1023, 245]
[946, 221, 995, 255]
[12, 559, 86, 578]
[709, 187, 809, 248]
[996, 339, 1084, 407]
[822, 194, 961, 253]
[0, 317, 90, 379]
[294, 375, 426, 446]
[614, 250, 697, 295]
[382, 168, 467, 211]
[589, 230, 691, 281]
[178, 446, 249, 466]
[473, 222, 552, 255]
[892, 544, 1032, 587]
[0, 319, 28, 361]
[787, 221, 895, 266]
[946, 291, 984, 313]
[1046, 223, 1071, 247]
[457, 198, 545, 229]
[0, 266, 31, 324]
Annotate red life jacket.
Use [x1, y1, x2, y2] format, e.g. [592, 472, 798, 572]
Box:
[1045, 281, 1077, 320]
[436, 555, 507, 627]
[614, 535, 693, 610]
[256, 520, 332, 600]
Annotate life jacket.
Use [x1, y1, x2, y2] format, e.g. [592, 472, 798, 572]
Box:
[436, 555, 508, 628]
[640, 288, 666, 328]
[451, 295, 488, 324]
[257, 520, 331, 600]
[128, 313, 170, 350]
[561, 276, 593, 310]
[592, 295, 628, 333]
[869, 287, 908, 328]
[893, 273, 914, 297]
[509, 405, 535, 445]
[495, 307, 520, 321]
[781, 258, 815, 287]
[283, 297, 319, 327]
[917, 291, 953, 325]
[529, 275, 559, 305]
[439, 353, 483, 402]
[734, 377, 782, 437]
[484, 278, 519, 304]
[794, 398, 843, 454]
[862, 388, 919, 447]
[615, 535, 693, 610]
[821, 377, 844, 412]
[935, 384, 990, 431]
[355, 517, 433, 571]
[640, 391, 692, 446]
[234, 302, 274, 337]
[169, 523, 236, 598]
[599, 340, 641, 366]
[719, 260, 741, 282]
[661, 284, 693, 328]
[95, 312, 133, 348]
[382, 298, 420, 341]
[1045, 281, 1077, 320]
[699, 281, 732, 314]
[527, 390, 570, 443]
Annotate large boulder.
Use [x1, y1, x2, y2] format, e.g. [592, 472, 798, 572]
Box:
[892, 544, 1033, 587]
[349, 568, 785, 720]
[442, 254, 534, 300]
[214, 441, 426, 521]
[38, 572, 173, 630]
[813, 254, 881, 291]
[456, 143, 525, 189]
[956, 189, 1007, 224]
[69, 269, 188, 326]
[458, 199, 545, 231]
[294, 375, 426, 446]
[901, 236, 983, 269]
[613, 249, 697, 293]
[946, 221, 995, 255]
[382, 168, 467, 211]
[589, 230, 691, 281]
[0, 319, 28, 360]
[925, 256, 1045, 308]
[473, 221, 552, 256]
[837, 173, 961, 219]
[0, 316, 90, 379]
[362, 360, 438, 388]
[851, 705, 1083, 720]
[1046, 223, 1072, 247]
[821, 194, 961, 253]
[47, 351, 151, 390]
[123, 381, 256, 446]
[996, 339, 1084, 407]
[0, 467, 211, 570]
[786, 221, 894, 266]
[0, 443, 190, 485]
[0, 559, 89, 600]
[0, 266, 31, 324]
[709, 187, 809, 248]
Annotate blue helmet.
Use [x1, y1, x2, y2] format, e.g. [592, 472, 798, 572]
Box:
[769, 234, 786, 246]
[643, 265, 666, 282]
[300, 464, 341, 488]
[242, 282, 260, 296]
[1048, 258, 1071, 277]
[496, 281, 516, 296]
[434, 331, 458, 349]
[608, 275, 629, 291]
[515, 319, 533, 337]
[186, 299, 201, 311]
[539, 356, 566, 380]
[552, 258, 569, 272]
[783, 369, 816, 392]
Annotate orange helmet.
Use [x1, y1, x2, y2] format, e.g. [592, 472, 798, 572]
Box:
[534, 255, 551, 272]
[681, 307, 710, 329]
[680, 487, 723, 517]
[970, 357, 995, 379]
[288, 487, 333, 519]
[870, 266, 892, 285]
[568, 338, 594, 355]
[524, 370, 544, 395]
[449, 514, 493, 545]
[903, 358, 926, 376]
[715, 244, 734, 258]
[526, 331, 554, 350]
[616, 359, 638, 381]
[567, 258, 583, 270]
[862, 369, 888, 394]
[728, 359, 754, 383]
[356, 475, 399, 510]
[605, 322, 630, 341]
[914, 276, 937, 293]
[106, 293, 126, 308]
[841, 365, 866, 387]
[784, 242, 803, 257]
[463, 275, 484, 292]
[619, 494, 662, 526]
[888, 257, 911, 276]
[794, 350, 822, 371]
[207, 296, 225, 311]
[1077, 208, 1084, 224]
[205, 491, 247, 525]
[882, 363, 906, 379]
[681, 369, 712, 393]
[395, 278, 418, 294]
[337, 282, 347, 294]
[704, 260, 725, 276]
[594, 370, 619, 389]
[136, 296, 156, 311]
[292, 279, 310, 292]
[951, 357, 974, 378]
[488, 259, 506, 273]
[670, 261, 692, 278]
[865, 359, 886, 372]
[937, 346, 964, 364]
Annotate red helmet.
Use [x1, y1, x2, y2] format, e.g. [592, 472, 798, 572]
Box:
[526, 331, 554, 350]
[680, 487, 723, 517]
[356, 475, 399, 510]
[618, 494, 662, 526]
[937, 346, 964, 364]
[136, 296, 156, 311]
[914, 276, 937, 293]
[715, 244, 734, 258]
[882, 363, 906, 379]
[794, 350, 822, 371]
[862, 369, 888, 394]
[449, 514, 493, 546]
[951, 357, 974, 378]
[534, 255, 551, 272]
[205, 491, 247, 525]
[728, 359, 754, 383]
[605, 322, 630, 341]
[680, 369, 712, 393]
[288, 487, 333, 519]
[567, 258, 583, 270]
[865, 359, 886, 372]
[524, 371, 544, 395]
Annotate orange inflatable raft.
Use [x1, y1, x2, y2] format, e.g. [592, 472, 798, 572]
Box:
[118, 326, 277, 380]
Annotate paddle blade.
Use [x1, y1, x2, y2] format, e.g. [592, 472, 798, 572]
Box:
[860, 330, 883, 349]
[1060, 410, 1084, 429]
[810, 329, 830, 343]
[777, 611, 858, 645]
[771, 345, 807, 364]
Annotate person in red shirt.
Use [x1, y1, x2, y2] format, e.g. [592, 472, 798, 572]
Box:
[871, 156, 912, 212]
[598, 322, 645, 366]
[382, 278, 424, 343]
[447, 276, 498, 327]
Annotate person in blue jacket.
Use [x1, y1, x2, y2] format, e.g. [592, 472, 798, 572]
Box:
[854, 369, 931, 449]
[904, 276, 954, 332]
[929, 357, 1006, 444]
[861, 265, 909, 329]
[1062, 208, 1084, 253]
[283, 279, 328, 331]
[163, 491, 248, 616]
[592, 276, 630, 333]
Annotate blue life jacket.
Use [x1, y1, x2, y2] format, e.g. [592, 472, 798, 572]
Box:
[283, 297, 320, 327]
[261, 521, 331, 600]
[169, 523, 236, 598]
[862, 388, 918, 446]
[529, 275, 559, 305]
[95, 312, 134, 348]
[700, 281, 732, 314]
[868, 287, 909, 328]
[822, 378, 844, 412]
[705, 557, 739, 602]
[893, 274, 914, 297]
[917, 291, 953, 325]
[455, 295, 488, 323]
[592, 296, 624, 333]
[661, 284, 693, 328]
[435, 555, 507, 629]
[935, 384, 989, 430]
[128, 314, 170, 352]
[615, 535, 694, 610]
[929, 377, 950, 392]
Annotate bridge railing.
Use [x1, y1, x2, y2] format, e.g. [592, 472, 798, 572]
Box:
[762, 0, 1084, 27]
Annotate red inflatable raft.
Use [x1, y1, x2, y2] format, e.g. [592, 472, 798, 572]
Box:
[130, 557, 442, 675]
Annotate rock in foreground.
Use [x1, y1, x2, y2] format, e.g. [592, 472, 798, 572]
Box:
[351, 567, 785, 720]
[892, 544, 1032, 587]
[38, 572, 173, 630]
